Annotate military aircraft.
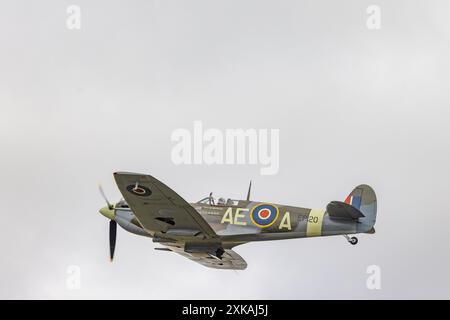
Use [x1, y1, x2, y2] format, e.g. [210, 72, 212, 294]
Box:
[98, 172, 377, 270]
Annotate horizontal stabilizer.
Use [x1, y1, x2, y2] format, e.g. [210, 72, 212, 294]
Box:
[326, 201, 365, 220]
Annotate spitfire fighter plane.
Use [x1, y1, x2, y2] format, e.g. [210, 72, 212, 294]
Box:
[99, 172, 377, 270]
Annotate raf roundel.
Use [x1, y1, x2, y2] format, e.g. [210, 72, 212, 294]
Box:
[126, 184, 152, 197]
[250, 204, 280, 228]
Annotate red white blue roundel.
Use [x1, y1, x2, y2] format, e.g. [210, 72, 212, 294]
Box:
[250, 204, 279, 228]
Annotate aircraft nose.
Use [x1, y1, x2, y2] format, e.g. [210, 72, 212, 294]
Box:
[99, 206, 115, 220]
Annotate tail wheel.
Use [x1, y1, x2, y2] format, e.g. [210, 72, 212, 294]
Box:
[349, 237, 358, 245]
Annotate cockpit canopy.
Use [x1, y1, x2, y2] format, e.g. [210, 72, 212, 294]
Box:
[197, 196, 239, 207]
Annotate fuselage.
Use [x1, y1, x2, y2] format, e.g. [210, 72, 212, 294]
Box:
[101, 199, 366, 245]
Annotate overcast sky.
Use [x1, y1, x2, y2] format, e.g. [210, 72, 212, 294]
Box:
[1, 0, 450, 299]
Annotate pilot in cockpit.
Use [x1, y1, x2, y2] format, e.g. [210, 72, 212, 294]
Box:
[217, 197, 226, 206]
[196, 193, 238, 207]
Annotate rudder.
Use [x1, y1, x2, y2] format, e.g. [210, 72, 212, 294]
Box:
[345, 184, 377, 233]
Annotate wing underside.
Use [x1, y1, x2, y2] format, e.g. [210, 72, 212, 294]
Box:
[167, 246, 247, 270]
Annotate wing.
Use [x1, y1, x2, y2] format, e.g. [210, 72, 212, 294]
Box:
[113, 172, 217, 239]
[167, 246, 247, 270]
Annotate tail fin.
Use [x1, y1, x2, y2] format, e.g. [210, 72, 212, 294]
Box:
[345, 184, 377, 233]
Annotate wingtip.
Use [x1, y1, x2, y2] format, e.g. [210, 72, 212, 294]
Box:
[113, 171, 143, 176]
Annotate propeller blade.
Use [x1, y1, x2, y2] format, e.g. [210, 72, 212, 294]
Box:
[99, 184, 113, 210]
[246, 180, 252, 201]
[109, 220, 117, 261]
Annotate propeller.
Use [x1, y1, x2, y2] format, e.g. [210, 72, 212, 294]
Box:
[98, 184, 113, 210]
[109, 220, 117, 261]
[98, 184, 117, 261]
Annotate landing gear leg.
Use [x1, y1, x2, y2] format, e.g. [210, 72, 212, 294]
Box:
[343, 234, 358, 245]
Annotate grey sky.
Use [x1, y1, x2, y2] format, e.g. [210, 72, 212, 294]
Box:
[1, 0, 450, 299]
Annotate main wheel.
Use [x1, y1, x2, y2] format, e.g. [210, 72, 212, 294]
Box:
[349, 237, 358, 245]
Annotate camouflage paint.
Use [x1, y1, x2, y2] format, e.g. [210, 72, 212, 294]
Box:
[104, 172, 377, 269]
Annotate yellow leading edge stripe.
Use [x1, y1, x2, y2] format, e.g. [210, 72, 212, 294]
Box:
[306, 209, 325, 237]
